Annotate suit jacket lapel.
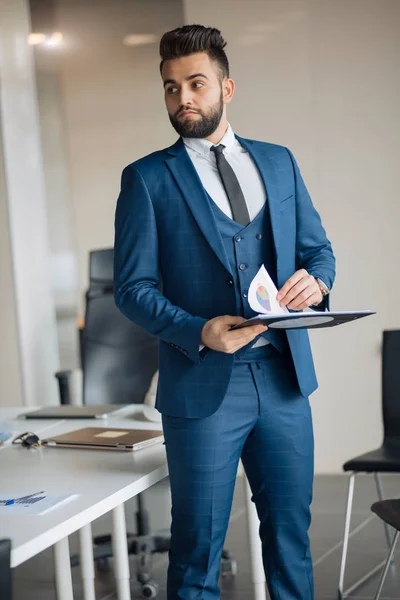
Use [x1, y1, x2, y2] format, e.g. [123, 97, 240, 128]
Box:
[165, 139, 232, 275]
[235, 135, 281, 269]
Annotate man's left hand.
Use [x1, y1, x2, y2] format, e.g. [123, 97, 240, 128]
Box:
[276, 269, 323, 310]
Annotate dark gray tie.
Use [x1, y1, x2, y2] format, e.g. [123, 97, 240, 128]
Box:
[210, 144, 250, 226]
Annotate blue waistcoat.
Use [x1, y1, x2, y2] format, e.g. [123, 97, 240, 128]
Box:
[210, 198, 287, 355]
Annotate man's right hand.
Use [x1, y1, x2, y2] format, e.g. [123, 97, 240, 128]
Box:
[201, 315, 268, 354]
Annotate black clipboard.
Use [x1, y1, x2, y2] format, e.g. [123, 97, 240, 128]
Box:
[230, 310, 375, 331]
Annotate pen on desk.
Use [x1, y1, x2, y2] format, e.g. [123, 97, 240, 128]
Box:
[0, 492, 47, 507]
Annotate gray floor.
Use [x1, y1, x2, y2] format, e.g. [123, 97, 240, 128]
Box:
[12, 474, 400, 599]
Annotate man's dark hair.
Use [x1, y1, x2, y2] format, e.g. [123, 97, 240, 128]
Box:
[159, 24, 229, 80]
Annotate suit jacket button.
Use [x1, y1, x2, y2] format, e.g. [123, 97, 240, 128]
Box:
[256, 233, 262, 240]
[227, 279, 234, 286]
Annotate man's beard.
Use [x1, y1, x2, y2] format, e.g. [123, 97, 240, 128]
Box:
[169, 92, 223, 138]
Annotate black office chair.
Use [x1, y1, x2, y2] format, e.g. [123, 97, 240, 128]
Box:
[370, 499, 400, 599]
[338, 329, 400, 599]
[56, 248, 167, 598]
[0, 539, 12, 600]
[60, 248, 160, 407]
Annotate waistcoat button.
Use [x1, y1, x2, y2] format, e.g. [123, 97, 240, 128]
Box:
[234, 235, 241, 242]
[256, 233, 262, 240]
[239, 263, 247, 271]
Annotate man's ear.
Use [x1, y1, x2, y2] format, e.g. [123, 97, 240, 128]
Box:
[223, 78, 235, 104]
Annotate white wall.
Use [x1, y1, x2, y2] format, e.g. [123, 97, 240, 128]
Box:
[51, 0, 184, 308]
[0, 120, 24, 406]
[27, 0, 183, 367]
[0, 0, 60, 406]
[184, 0, 400, 473]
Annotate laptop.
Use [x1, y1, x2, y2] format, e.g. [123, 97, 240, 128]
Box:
[41, 427, 164, 452]
[21, 405, 131, 420]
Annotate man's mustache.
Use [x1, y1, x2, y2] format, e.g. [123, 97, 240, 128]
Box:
[176, 107, 202, 117]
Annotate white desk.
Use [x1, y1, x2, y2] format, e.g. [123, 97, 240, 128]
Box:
[0, 405, 266, 600]
[0, 406, 168, 600]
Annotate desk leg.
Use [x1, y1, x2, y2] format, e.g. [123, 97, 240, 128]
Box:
[79, 523, 96, 600]
[54, 537, 74, 600]
[244, 475, 266, 600]
[112, 503, 131, 600]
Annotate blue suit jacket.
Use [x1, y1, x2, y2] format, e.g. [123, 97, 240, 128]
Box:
[114, 136, 336, 417]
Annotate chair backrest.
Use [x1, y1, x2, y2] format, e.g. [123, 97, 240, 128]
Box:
[382, 329, 400, 446]
[81, 248, 158, 405]
[0, 539, 12, 600]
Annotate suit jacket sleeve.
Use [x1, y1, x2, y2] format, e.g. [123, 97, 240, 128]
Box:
[114, 165, 207, 364]
[286, 148, 336, 310]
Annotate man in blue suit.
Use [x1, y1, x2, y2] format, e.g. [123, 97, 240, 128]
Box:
[114, 24, 335, 600]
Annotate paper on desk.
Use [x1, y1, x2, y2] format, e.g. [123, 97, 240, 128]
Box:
[0, 421, 14, 449]
[0, 491, 78, 515]
[248, 265, 289, 316]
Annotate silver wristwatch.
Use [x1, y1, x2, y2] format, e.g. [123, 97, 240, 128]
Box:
[316, 278, 330, 297]
[312, 278, 330, 306]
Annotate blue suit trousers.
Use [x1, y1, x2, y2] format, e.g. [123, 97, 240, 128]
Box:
[162, 346, 314, 600]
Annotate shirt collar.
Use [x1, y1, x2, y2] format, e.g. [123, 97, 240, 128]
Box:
[183, 124, 236, 157]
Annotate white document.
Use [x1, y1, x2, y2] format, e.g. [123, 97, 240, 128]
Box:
[233, 265, 375, 331]
[0, 491, 78, 515]
[248, 265, 289, 316]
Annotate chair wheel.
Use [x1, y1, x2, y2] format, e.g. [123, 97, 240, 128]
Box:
[142, 580, 159, 598]
[220, 558, 237, 577]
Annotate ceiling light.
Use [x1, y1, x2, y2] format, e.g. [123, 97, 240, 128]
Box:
[27, 33, 46, 46]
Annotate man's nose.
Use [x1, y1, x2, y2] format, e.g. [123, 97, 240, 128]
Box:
[179, 87, 193, 106]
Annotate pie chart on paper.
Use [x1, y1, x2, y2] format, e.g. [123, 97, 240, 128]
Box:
[256, 285, 271, 312]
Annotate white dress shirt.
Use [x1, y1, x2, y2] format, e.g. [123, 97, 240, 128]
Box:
[183, 124, 269, 348]
[183, 124, 266, 221]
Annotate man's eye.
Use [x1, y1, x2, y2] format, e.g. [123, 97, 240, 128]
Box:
[193, 82, 204, 88]
[167, 87, 178, 94]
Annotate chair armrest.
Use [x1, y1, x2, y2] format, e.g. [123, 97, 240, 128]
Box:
[55, 370, 73, 405]
[54, 369, 83, 405]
